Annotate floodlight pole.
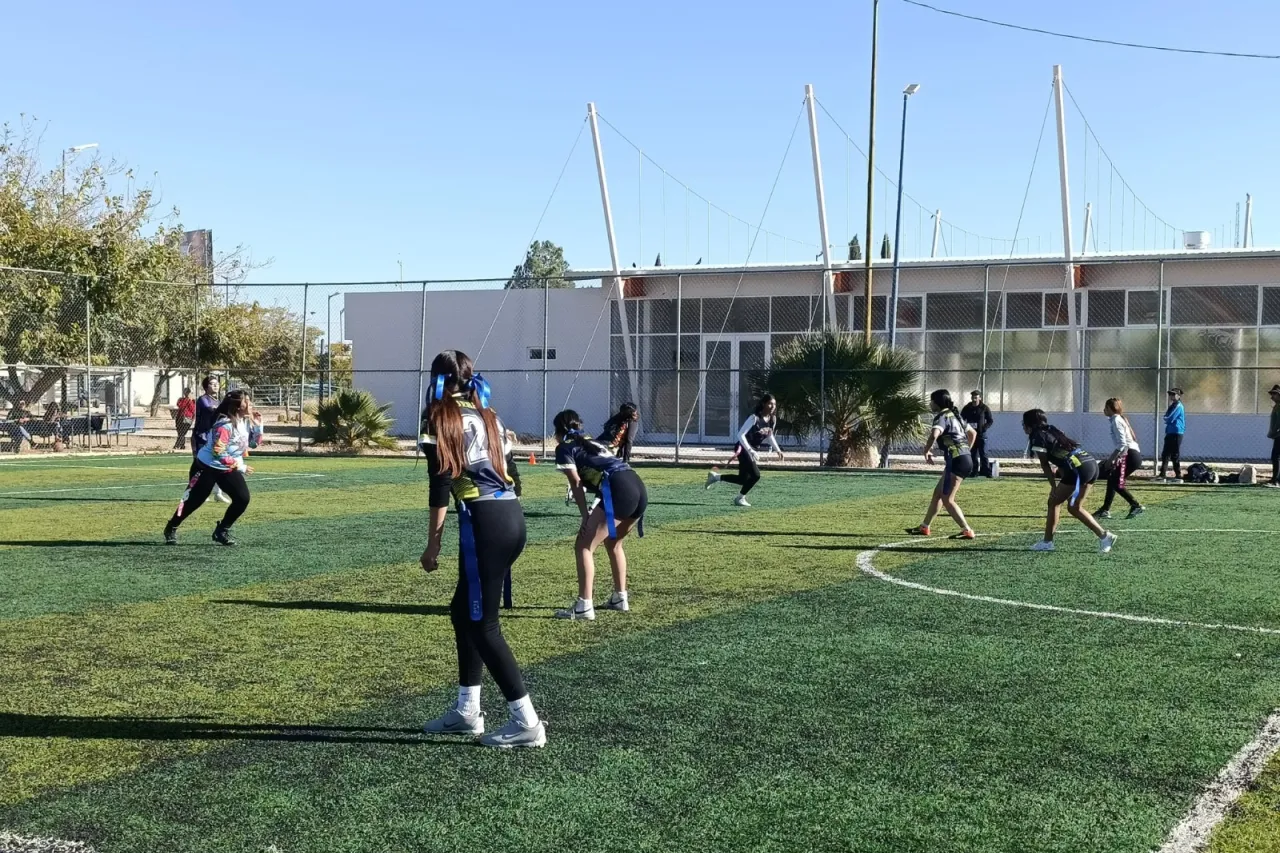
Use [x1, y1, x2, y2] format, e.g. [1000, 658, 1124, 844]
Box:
[805, 84, 837, 329]
[931, 210, 942, 257]
[862, 0, 880, 345]
[1053, 65, 1082, 418]
[588, 102, 640, 428]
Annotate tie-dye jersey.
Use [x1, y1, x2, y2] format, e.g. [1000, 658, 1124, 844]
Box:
[196, 415, 263, 471]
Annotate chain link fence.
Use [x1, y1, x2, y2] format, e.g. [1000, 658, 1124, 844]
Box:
[4, 257, 1280, 469]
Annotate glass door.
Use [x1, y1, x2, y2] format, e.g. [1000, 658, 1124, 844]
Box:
[700, 335, 770, 441]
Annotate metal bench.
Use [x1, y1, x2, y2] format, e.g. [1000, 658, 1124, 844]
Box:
[100, 416, 145, 446]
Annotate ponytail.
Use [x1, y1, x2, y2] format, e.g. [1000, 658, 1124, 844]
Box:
[427, 350, 507, 480]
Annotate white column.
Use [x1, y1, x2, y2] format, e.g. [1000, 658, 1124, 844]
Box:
[805, 84, 837, 328]
[1053, 65, 1083, 416]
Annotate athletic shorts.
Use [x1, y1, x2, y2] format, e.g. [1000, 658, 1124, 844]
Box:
[602, 468, 647, 521]
[945, 451, 975, 480]
[1058, 457, 1099, 489]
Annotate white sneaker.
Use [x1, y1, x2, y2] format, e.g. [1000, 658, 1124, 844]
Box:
[1099, 531, 1117, 554]
[555, 600, 595, 621]
[1170, 478, 1184, 484]
[705, 470, 721, 489]
[423, 708, 484, 736]
[1031, 541, 1055, 552]
[734, 495, 751, 507]
[214, 487, 232, 504]
[600, 592, 629, 612]
[480, 717, 547, 749]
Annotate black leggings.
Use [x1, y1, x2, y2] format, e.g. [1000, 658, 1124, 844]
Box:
[169, 464, 251, 530]
[453, 499, 527, 700]
[1160, 434, 1182, 478]
[722, 446, 762, 495]
[189, 439, 205, 480]
[1100, 449, 1142, 512]
[1270, 437, 1280, 485]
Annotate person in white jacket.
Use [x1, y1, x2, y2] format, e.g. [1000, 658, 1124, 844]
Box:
[705, 394, 784, 507]
[1096, 397, 1145, 520]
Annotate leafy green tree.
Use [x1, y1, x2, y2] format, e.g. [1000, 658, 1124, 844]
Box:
[760, 332, 927, 467]
[505, 240, 571, 289]
[881, 233, 892, 259]
[0, 116, 264, 414]
[847, 236, 862, 261]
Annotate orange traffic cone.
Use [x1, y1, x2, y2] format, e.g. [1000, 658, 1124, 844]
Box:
[528, 453, 537, 465]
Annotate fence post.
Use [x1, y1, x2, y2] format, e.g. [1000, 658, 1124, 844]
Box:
[675, 274, 682, 464]
[84, 281, 92, 453]
[298, 283, 309, 453]
[980, 265, 989, 397]
[1154, 261, 1164, 460]
[542, 277, 549, 460]
[818, 289, 826, 468]
[418, 281, 428, 433]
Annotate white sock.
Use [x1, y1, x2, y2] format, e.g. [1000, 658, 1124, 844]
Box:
[456, 684, 481, 716]
[508, 694, 538, 727]
[577, 597, 594, 612]
[610, 590, 628, 603]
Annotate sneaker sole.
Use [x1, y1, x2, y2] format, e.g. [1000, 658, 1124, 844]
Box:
[482, 734, 547, 749]
[424, 726, 484, 736]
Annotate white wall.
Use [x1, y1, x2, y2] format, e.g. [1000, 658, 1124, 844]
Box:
[347, 287, 612, 438]
[980, 411, 1275, 465]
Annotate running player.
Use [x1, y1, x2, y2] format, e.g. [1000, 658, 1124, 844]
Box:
[552, 409, 647, 621]
[1096, 397, 1144, 519]
[601, 402, 639, 463]
[164, 389, 262, 546]
[705, 393, 784, 507]
[418, 350, 545, 749]
[1023, 408, 1117, 553]
[906, 389, 977, 539]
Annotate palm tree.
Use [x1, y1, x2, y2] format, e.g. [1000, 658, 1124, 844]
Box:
[306, 389, 398, 452]
[760, 332, 927, 467]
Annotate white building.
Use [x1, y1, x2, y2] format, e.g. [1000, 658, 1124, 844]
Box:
[347, 248, 1280, 462]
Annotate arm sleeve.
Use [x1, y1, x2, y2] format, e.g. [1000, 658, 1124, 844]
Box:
[248, 424, 263, 449]
[767, 426, 781, 454]
[983, 406, 994, 430]
[424, 443, 453, 509]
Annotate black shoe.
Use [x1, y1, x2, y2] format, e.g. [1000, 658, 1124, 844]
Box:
[212, 526, 237, 546]
[164, 524, 178, 545]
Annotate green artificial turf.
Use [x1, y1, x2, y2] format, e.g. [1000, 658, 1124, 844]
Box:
[3, 455, 1280, 852]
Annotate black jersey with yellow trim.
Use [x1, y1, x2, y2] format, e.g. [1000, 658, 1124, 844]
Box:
[1028, 425, 1093, 466]
[555, 433, 629, 494]
[421, 396, 514, 506]
[931, 409, 969, 457]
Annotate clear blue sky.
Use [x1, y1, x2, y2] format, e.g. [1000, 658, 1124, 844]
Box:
[4, 0, 1277, 285]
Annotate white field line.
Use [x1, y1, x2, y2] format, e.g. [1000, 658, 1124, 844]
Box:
[0, 474, 324, 497]
[0, 831, 97, 853]
[856, 537, 1280, 636]
[1157, 711, 1280, 852]
[860, 536, 1280, 850]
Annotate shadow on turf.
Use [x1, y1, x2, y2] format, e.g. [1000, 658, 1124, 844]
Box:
[211, 599, 555, 618]
[0, 495, 171, 503]
[0, 712, 470, 746]
[0, 540, 167, 547]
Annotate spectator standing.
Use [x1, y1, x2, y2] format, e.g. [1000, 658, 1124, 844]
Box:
[1266, 384, 1280, 489]
[175, 388, 197, 450]
[960, 390, 994, 477]
[1158, 387, 1186, 483]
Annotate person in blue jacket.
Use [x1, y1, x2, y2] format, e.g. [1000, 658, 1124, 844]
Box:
[165, 389, 262, 546]
[1158, 387, 1186, 482]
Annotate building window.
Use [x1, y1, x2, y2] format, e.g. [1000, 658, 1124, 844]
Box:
[1005, 292, 1041, 329]
[896, 296, 923, 330]
[1087, 290, 1125, 328]
[925, 293, 984, 330]
[1127, 290, 1159, 326]
[1170, 285, 1258, 326]
[529, 348, 557, 360]
[1262, 287, 1280, 326]
[1043, 293, 1070, 327]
